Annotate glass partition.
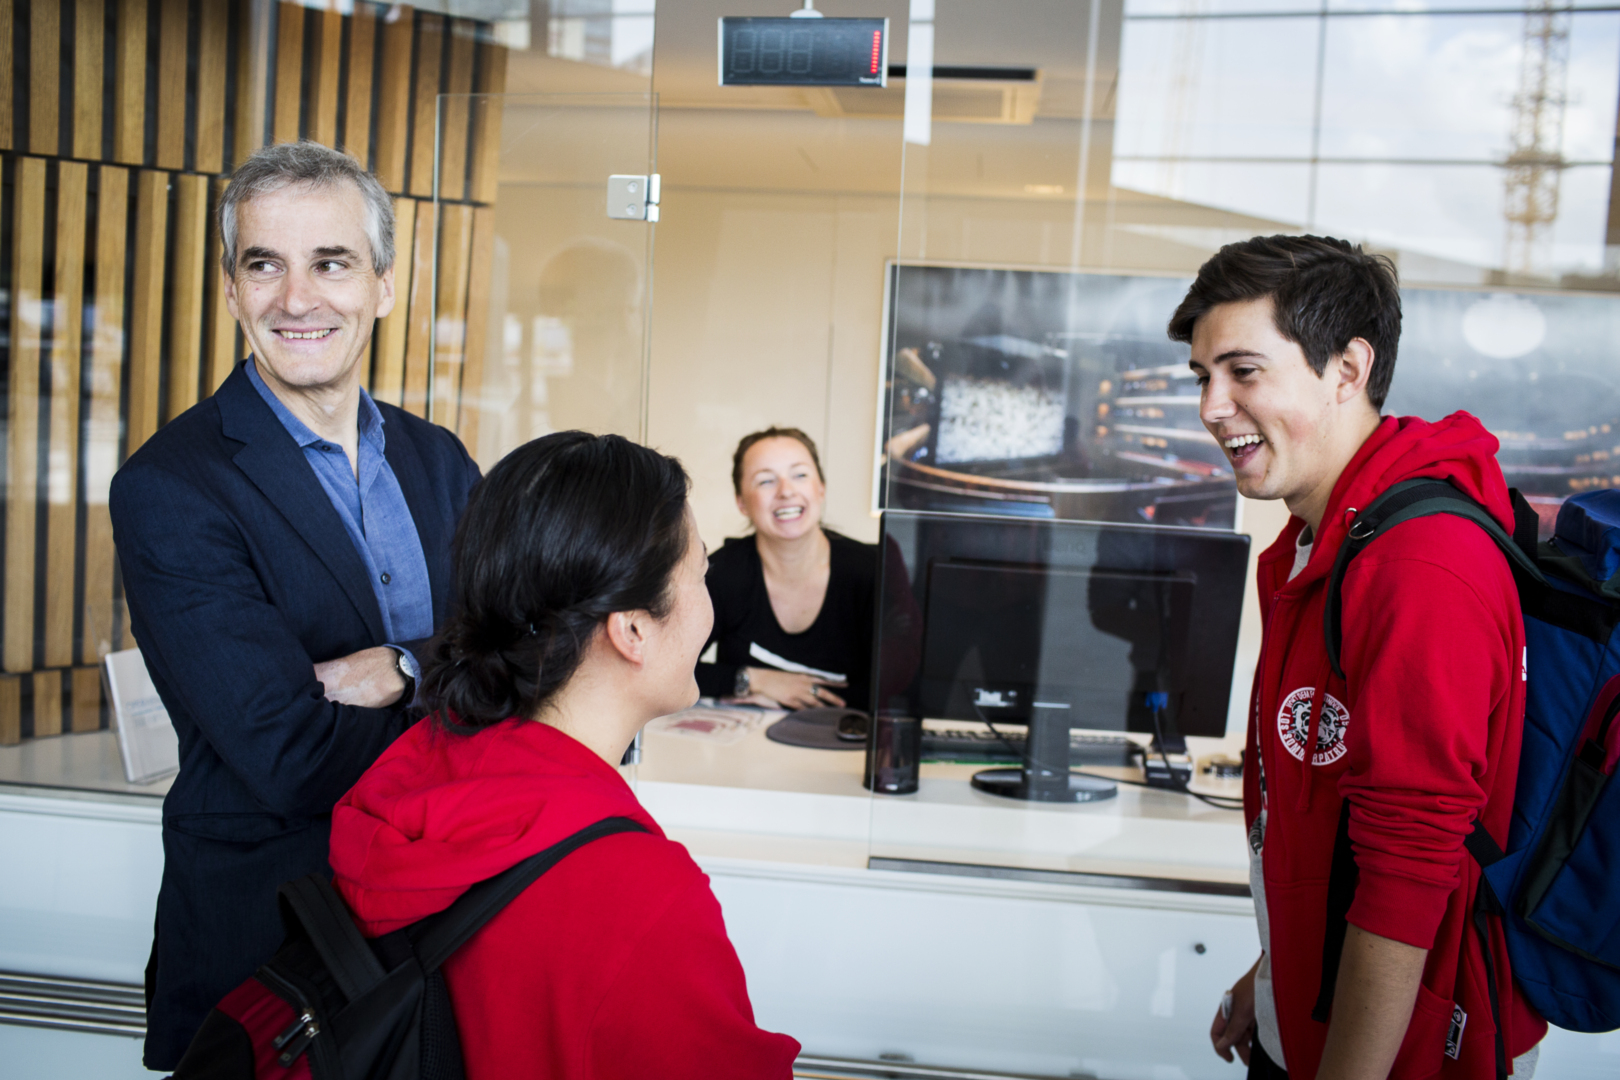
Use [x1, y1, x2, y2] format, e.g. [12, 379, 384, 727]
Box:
[875, 0, 1620, 528]
[857, 1, 1620, 1072]
[435, 92, 658, 468]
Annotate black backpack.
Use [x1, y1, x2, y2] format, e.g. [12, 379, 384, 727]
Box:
[173, 817, 647, 1080]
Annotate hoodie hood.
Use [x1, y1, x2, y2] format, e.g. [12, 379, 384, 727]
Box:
[330, 717, 661, 936]
[1273, 412, 1512, 592]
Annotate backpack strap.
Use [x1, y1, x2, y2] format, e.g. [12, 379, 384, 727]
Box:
[1319, 479, 1533, 1076]
[1324, 479, 1544, 681]
[408, 816, 649, 974]
[278, 875, 391, 1005]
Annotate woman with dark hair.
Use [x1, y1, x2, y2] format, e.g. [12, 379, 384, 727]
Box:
[327, 431, 799, 1079]
[696, 426, 878, 712]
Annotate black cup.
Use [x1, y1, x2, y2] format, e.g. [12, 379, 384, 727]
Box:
[865, 714, 921, 794]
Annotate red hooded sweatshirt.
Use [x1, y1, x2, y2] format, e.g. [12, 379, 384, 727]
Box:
[1249, 413, 1545, 1078]
[328, 717, 800, 1080]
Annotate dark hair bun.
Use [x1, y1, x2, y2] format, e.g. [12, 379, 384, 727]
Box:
[419, 432, 690, 731]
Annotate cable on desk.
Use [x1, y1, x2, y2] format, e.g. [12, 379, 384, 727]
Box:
[970, 699, 1244, 811]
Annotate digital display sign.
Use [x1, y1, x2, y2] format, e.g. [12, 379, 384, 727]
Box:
[717, 17, 888, 88]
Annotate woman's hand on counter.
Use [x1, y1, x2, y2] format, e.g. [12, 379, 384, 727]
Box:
[1210, 955, 1261, 1066]
[737, 668, 846, 711]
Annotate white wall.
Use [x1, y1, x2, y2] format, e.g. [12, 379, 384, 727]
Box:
[647, 190, 899, 549]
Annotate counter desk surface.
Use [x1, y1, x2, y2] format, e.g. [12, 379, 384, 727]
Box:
[635, 715, 1251, 896]
[2, 723, 1613, 1079]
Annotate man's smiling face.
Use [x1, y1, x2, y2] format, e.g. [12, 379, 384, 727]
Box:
[1189, 296, 1347, 515]
[223, 182, 395, 398]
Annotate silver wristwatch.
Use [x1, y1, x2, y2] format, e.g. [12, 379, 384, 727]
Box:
[734, 667, 751, 697]
[393, 647, 416, 703]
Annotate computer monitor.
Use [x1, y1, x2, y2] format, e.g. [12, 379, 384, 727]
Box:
[871, 510, 1249, 802]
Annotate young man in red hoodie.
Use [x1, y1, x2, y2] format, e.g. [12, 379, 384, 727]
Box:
[1180, 236, 1545, 1079]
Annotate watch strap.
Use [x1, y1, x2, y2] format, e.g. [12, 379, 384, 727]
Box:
[390, 646, 417, 705]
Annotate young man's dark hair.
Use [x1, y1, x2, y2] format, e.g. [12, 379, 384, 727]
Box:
[1168, 235, 1403, 410]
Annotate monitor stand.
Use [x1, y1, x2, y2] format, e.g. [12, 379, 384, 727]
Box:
[968, 714, 1117, 803]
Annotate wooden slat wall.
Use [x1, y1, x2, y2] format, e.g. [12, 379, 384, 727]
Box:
[311, 6, 344, 149]
[409, 14, 445, 198]
[157, 0, 188, 169]
[73, 667, 103, 733]
[7, 158, 47, 675]
[374, 10, 414, 194]
[372, 196, 416, 408]
[167, 174, 211, 422]
[34, 672, 63, 738]
[126, 169, 169, 457]
[114, 0, 146, 164]
[0, 0, 508, 742]
[344, 5, 377, 166]
[206, 178, 240, 394]
[274, 1, 304, 146]
[45, 163, 89, 670]
[32, 0, 60, 155]
[0, 0, 12, 151]
[197, 2, 230, 174]
[458, 207, 499, 447]
[83, 165, 130, 670]
[73, 0, 104, 160]
[431, 203, 475, 428]
[0, 679, 18, 745]
[469, 44, 508, 205]
[438, 22, 477, 202]
[402, 201, 437, 418]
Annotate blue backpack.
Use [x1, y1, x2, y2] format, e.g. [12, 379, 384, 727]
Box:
[1323, 480, 1620, 1042]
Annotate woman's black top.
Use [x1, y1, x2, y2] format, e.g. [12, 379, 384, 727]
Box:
[696, 530, 879, 713]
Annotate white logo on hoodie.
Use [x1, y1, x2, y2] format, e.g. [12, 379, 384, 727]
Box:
[1277, 687, 1351, 765]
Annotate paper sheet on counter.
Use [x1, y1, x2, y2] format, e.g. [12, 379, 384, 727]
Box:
[647, 703, 785, 745]
[105, 647, 180, 784]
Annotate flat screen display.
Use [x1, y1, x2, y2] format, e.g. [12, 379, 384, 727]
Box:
[717, 17, 888, 88]
[875, 511, 1249, 738]
[920, 562, 1196, 724]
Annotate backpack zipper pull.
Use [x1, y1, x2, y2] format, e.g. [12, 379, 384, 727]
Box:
[275, 1012, 320, 1065]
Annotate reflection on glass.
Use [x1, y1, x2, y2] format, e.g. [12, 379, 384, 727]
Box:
[1392, 286, 1620, 532]
[439, 93, 655, 466]
[878, 264, 1235, 528]
[1114, 1, 1620, 282]
[543, 0, 657, 75]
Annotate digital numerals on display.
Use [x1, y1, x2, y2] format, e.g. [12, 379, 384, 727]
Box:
[717, 17, 888, 88]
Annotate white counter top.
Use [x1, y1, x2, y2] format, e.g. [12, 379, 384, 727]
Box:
[637, 718, 1249, 892]
[0, 730, 171, 805]
[0, 720, 1246, 890]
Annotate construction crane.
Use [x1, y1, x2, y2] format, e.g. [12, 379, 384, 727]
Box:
[1503, 0, 1572, 276]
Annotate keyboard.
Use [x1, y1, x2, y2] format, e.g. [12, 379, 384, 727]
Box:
[919, 727, 1138, 766]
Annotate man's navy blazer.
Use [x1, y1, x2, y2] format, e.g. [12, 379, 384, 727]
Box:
[109, 363, 480, 1069]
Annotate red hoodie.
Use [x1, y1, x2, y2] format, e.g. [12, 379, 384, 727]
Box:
[1249, 413, 1545, 1078]
[329, 717, 800, 1080]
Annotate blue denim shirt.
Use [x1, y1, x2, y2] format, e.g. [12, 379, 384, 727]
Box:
[245, 358, 432, 676]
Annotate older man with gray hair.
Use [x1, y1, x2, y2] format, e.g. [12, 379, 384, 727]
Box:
[110, 140, 481, 1069]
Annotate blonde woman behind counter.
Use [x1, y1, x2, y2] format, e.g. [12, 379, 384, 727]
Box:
[695, 428, 878, 713]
